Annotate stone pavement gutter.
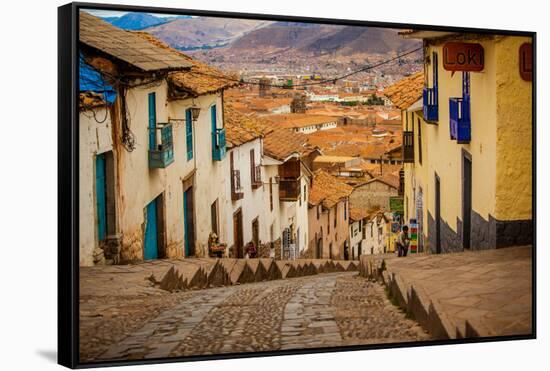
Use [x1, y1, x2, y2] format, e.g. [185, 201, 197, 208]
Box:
[358, 246, 533, 340]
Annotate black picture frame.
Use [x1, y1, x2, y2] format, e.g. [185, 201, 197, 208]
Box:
[58, 2, 537, 368]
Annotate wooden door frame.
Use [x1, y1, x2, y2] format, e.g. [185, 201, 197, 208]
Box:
[233, 208, 244, 258]
[435, 173, 441, 254]
[462, 149, 473, 250]
[144, 192, 166, 260]
[182, 175, 196, 257]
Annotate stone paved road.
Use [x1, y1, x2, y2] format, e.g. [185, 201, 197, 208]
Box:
[83, 272, 430, 362]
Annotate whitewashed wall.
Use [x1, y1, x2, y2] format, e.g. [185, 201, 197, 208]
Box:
[79, 106, 113, 266]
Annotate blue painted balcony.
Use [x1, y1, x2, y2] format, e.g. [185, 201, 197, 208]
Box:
[212, 127, 226, 161]
[423, 87, 438, 122]
[449, 96, 471, 143]
[148, 123, 174, 168]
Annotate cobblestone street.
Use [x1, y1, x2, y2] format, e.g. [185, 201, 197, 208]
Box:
[81, 272, 430, 362]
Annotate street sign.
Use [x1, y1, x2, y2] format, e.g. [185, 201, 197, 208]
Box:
[443, 42, 484, 72]
[519, 43, 533, 81]
[390, 197, 404, 213]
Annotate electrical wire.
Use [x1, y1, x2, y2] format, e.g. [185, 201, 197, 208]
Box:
[189, 46, 423, 88]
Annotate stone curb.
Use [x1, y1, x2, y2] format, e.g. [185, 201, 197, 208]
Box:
[358, 255, 484, 340]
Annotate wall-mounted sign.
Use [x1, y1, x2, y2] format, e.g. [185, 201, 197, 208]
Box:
[389, 197, 404, 213]
[443, 42, 484, 72]
[409, 220, 418, 253]
[519, 43, 533, 81]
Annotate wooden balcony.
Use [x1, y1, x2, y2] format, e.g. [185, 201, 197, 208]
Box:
[402, 131, 414, 163]
[148, 123, 174, 169]
[231, 169, 244, 201]
[279, 177, 301, 201]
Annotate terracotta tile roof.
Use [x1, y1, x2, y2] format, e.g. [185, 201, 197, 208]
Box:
[359, 162, 402, 178]
[264, 114, 338, 129]
[309, 170, 354, 209]
[248, 97, 292, 111]
[384, 72, 424, 110]
[385, 144, 402, 154]
[262, 128, 315, 161]
[313, 155, 356, 164]
[79, 12, 192, 72]
[356, 173, 400, 190]
[349, 206, 380, 222]
[224, 105, 272, 148]
[132, 32, 238, 96]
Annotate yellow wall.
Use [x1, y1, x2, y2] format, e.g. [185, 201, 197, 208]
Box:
[403, 35, 532, 251]
[403, 109, 430, 251]
[425, 38, 498, 230]
[494, 36, 533, 221]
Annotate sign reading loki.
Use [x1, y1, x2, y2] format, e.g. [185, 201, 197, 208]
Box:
[443, 42, 484, 72]
[389, 197, 404, 213]
[519, 43, 533, 81]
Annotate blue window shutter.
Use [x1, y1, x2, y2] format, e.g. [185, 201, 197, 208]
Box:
[186, 109, 193, 161]
[148, 93, 156, 150]
[211, 105, 217, 157]
[96, 154, 107, 242]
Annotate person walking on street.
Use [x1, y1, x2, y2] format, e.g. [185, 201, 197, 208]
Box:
[396, 226, 410, 257]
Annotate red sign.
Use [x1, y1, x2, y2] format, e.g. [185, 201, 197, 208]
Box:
[519, 43, 533, 81]
[443, 42, 484, 72]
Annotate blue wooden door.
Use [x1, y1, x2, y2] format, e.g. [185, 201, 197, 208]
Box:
[183, 190, 190, 256]
[148, 92, 156, 150]
[144, 198, 158, 260]
[96, 154, 107, 242]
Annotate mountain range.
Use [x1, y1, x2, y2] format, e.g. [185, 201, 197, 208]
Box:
[144, 17, 272, 50]
[101, 13, 420, 60]
[102, 12, 191, 31]
[227, 23, 419, 56]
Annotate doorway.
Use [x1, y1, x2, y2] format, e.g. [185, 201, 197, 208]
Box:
[183, 186, 195, 257]
[252, 217, 259, 250]
[95, 151, 116, 244]
[462, 153, 472, 250]
[233, 209, 244, 258]
[435, 174, 441, 254]
[144, 194, 164, 260]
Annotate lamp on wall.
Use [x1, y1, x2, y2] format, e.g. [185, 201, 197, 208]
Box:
[191, 106, 201, 122]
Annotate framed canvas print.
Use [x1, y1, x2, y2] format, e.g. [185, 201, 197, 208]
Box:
[58, 2, 536, 368]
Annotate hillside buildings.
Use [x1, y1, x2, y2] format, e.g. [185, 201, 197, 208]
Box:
[307, 171, 353, 259]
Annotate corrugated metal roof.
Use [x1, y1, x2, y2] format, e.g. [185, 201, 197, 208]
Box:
[79, 11, 192, 72]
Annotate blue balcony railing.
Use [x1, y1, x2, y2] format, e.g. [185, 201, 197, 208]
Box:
[449, 97, 471, 143]
[423, 87, 438, 122]
[148, 123, 174, 168]
[212, 127, 226, 161]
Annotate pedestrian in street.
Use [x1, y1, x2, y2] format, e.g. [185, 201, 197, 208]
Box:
[245, 241, 257, 259]
[396, 226, 410, 257]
